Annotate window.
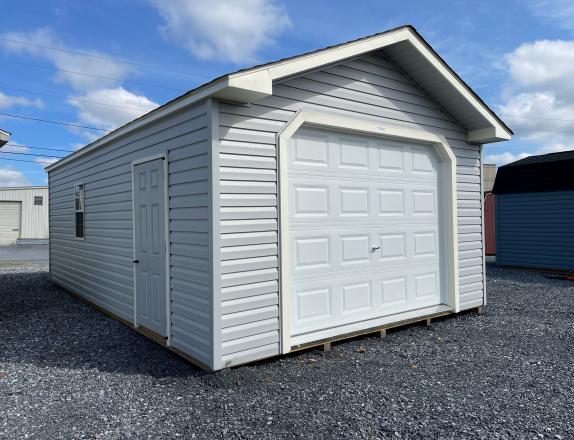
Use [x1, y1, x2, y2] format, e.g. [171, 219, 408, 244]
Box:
[74, 184, 85, 238]
[34, 196, 43, 206]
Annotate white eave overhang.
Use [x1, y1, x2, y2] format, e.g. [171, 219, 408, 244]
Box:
[47, 26, 510, 172]
[0, 129, 10, 147]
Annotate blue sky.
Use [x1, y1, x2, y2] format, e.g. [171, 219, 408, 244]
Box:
[1, 0, 574, 186]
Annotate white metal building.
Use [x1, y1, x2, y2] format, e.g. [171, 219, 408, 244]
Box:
[46, 26, 511, 370]
[0, 186, 49, 245]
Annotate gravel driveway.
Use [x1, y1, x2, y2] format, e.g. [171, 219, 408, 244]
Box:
[1, 264, 573, 439]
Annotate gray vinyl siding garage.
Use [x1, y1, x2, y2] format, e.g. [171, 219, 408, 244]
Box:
[47, 25, 512, 371]
[216, 54, 487, 366]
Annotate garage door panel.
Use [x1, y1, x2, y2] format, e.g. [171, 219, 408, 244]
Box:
[291, 268, 442, 336]
[291, 227, 439, 277]
[288, 127, 446, 342]
[293, 186, 329, 217]
[289, 128, 440, 181]
[289, 182, 439, 224]
[289, 224, 440, 280]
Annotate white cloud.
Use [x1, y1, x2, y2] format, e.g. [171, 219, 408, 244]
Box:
[527, 0, 574, 31]
[0, 28, 159, 142]
[0, 28, 133, 91]
[34, 157, 59, 166]
[0, 92, 43, 110]
[485, 152, 531, 167]
[505, 40, 574, 99]
[0, 167, 31, 186]
[68, 87, 159, 131]
[495, 39, 574, 164]
[151, 0, 291, 63]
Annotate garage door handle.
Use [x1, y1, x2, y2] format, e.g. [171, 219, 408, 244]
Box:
[371, 246, 381, 252]
[133, 259, 139, 264]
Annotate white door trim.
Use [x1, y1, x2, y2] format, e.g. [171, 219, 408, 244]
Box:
[131, 153, 172, 345]
[277, 111, 460, 354]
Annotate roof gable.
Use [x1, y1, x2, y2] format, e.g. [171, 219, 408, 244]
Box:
[222, 25, 512, 143]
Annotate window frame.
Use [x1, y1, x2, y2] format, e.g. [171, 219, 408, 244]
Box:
[74, 183, 85, 240]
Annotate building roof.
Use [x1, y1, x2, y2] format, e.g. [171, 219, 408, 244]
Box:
[0, 128, 10, 147]
[493, 150, 574, 194]
[46, 25, 512, 172]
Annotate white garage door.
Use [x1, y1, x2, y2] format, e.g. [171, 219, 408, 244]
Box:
[0, 201, 22, 245]
[288, 127, 448, 345]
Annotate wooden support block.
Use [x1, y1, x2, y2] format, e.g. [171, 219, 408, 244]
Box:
[322, 342, 331, 352]
[476, 306, 484, 315]
[379, 329, 387, 338]
[426, 318, 432, 326]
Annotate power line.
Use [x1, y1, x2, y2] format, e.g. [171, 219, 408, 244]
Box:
[5, 142, 75, 153]
[0, 59, 188, 92]
[485, 143, 574, 149]
[0, 156, 55, 164]
[0, 151, 64, 158]
[0, 85, 157, 112]
[0, 112, 110, 131]
[504, 115, 574, 123]
[0, 36, 212, 79]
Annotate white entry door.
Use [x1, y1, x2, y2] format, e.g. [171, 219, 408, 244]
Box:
[288, 127, 447, 345]
[0, 202, 21, 245]
[133, 158, 167, 337]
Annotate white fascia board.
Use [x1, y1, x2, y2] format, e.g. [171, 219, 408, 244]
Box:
[468, 127, 512, 144]
[236, 29, 409, 82]
[403, 36, 512, 143]
[217, 69, 273, 101]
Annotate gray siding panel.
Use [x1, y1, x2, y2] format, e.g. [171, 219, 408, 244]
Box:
[216, 50, 485, 366]
[496, 191, 574, 271]
[49, 102, 213, 368]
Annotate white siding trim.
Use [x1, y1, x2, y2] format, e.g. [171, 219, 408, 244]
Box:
[209, 98, 222, 370]
[276, 110, 460, 354]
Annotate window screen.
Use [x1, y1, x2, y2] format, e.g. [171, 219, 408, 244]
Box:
[34, 196, 43, 205]
[74, 184, 85, 238]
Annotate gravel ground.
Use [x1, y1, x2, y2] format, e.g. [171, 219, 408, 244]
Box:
[1, 265, 573, 439]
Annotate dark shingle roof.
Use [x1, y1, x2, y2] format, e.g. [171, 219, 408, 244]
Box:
[493, 150, 574, 194]
[505, 150, 574, 167]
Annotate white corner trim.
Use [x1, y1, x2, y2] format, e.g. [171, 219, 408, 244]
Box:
[277, 111, 460, 354]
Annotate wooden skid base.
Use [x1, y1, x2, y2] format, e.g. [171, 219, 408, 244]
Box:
[52, 278, 483, 372]
[290, 306, 483, 353]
